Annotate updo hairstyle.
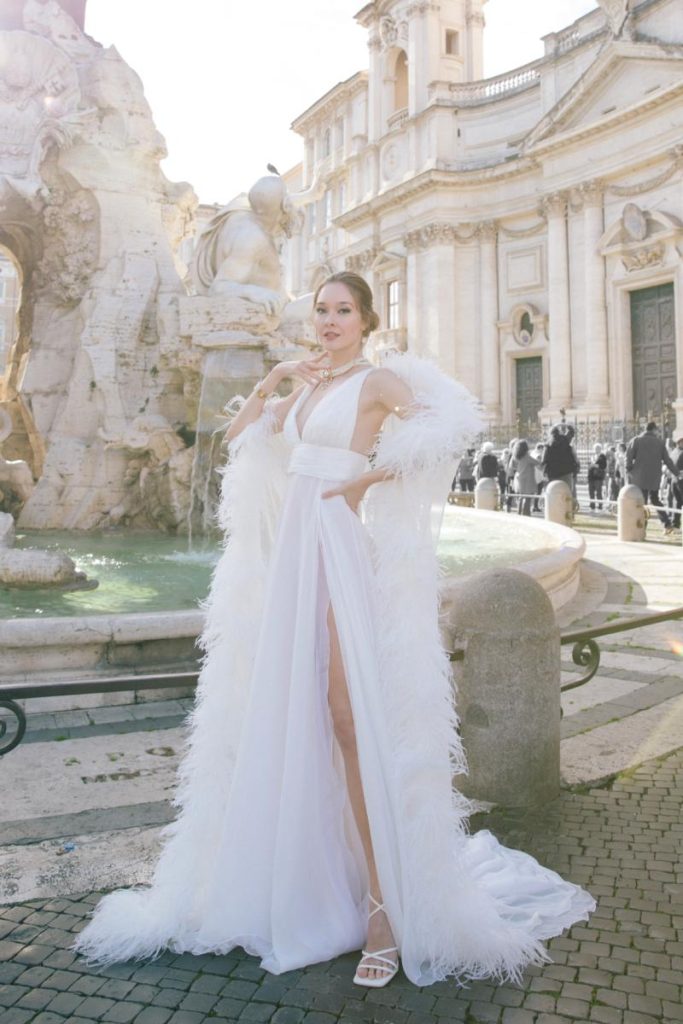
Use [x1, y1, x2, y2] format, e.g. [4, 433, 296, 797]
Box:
[313, 271, 381, 338]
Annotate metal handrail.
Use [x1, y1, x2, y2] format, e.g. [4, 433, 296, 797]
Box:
[0, 668, 199, 757]
[560, 606, 683, 692]
[2, 607, 681, 755]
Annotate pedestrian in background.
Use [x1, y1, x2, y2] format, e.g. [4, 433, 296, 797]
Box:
[510, 439, 540, 516]
[626, 422, 678, 531]
[588, 443, 607, 511]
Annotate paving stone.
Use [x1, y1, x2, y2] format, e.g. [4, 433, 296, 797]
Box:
[239, 1003, 279, 1021]
[133, 1008, 173, 1024]
[101, 1000, 145, 1023]
[15, 987, 58, 1011]
[0, 984, 30, 1008]
[45, 991, 87, 1015]
[502, 1011, 538, 1024]
[271, 1009, 306, 1024]
[1, 1008, 34, 1024]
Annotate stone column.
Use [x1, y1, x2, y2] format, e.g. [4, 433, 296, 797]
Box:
[404, 231, 421, 355]
[542, 192, 572, 410]
[478, 221, 501, 420]
[404, 224, 457, 366]
[581, 181, 611, 413]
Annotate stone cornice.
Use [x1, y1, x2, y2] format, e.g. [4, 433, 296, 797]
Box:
[524, 76, 683, 158]
[406, 2, 441, 16]
[291, 72, 368, 135]
[336, 159, 539, 229]
[606, 144, 683, 196]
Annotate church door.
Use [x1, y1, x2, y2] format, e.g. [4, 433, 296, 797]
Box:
[630, 284, 676, 418]
[515, 356, 543, 430]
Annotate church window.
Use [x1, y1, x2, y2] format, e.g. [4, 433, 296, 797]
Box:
[335, 117, 344, 149]
[387, 280, 401, 329]
[393, 50, 408, 112]
[445, 30, 459, 56]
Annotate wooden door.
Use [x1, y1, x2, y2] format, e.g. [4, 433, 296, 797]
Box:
[515, 356, 543, 429]
[630, 284, 676, 418]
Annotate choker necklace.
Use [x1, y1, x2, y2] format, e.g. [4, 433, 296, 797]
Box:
[318, 356, 370, 389]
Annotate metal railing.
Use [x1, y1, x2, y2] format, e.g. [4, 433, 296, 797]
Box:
[0, 668, 199, 756]
[559, 606, 683, 692]
[2, 606, 682, 756]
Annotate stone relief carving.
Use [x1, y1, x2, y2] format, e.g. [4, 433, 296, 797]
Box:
[0, 30, 80, 179]
[35, 185, 98, 302]
[101, 415, 193, 532]
[379, 15, 408, 50]
[622, 202, 648, 242]
[83, 50, 166, 156]
[608, 146, 683, 197]
[596, 1, 632, 37]
[621, 244, 665, 272]
[22, 0, 95, 58]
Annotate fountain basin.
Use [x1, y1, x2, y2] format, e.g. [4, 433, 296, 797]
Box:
[0, 509, 584, 708]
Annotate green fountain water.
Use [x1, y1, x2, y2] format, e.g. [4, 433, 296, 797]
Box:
[1, 510, 554, 619]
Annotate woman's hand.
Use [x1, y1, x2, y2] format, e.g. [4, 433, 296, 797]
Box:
[322, 477, 369, 515]
[268, 352, 329, 390]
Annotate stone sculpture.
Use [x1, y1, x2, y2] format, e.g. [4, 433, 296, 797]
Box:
[101, 415, 193, 532]
[0, 2, 198, 532]
[0, 509, 97, 589]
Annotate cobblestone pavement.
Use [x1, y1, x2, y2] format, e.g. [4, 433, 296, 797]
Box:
[2, 748, 681, 1024]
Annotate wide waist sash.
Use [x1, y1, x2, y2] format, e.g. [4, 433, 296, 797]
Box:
[288, 442, 368, 482]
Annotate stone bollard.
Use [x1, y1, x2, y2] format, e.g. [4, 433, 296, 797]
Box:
[544, 479, 573, 525]
[443, 567, 560, 807]
[618, 483, 646, 542]
[474, 477, 498, 511]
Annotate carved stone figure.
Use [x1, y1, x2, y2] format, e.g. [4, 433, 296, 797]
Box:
[190, 176, 294, 316]
[0, 510, 97, 589]
[101, 415, 193, 532]
[23, 0, 94, 57]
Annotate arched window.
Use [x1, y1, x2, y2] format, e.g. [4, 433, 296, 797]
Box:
[393, 50, 408, 112]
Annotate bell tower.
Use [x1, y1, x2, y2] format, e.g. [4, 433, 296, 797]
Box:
[357, 0, 487, 143]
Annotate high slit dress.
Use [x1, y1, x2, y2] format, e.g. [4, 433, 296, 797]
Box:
[74, 358, 595, 985]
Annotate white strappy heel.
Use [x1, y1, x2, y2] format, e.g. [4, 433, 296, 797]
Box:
[353, 894, 399, 988]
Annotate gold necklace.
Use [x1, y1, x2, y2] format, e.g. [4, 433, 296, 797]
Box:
[318, 356, 369, 389]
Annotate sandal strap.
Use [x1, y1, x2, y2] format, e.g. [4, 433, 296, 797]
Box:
[360, 946, 398, 966]
[368, 894, 385, 918]
[357, 954, 398, 973]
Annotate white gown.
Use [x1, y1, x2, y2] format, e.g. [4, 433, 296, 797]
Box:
[74, 363, 595, 985]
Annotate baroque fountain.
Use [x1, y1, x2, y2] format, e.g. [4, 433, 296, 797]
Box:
[0, 1, 583, 687]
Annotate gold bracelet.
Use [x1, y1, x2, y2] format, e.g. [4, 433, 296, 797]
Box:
[254, 381, 272, 400]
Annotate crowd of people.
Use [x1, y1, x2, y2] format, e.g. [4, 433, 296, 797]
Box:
[452, 421, 683, 532]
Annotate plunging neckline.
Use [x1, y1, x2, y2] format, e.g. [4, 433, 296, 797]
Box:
[294, 367, 372, 440]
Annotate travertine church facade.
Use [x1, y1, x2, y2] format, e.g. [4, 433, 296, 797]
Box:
[284, 0, 683, 434]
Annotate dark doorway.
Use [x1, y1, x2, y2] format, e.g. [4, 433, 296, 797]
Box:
[515, 356, 543, 430]
[630, 284, 676, 418]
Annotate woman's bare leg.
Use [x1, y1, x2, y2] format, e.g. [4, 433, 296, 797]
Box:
[326, 605, 397, 981]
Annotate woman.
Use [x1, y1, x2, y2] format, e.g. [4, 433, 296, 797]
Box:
[75, 273, 594, 987]
[510, 439, 540, 516]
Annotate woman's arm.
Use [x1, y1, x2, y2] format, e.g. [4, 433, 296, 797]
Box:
[225, 353, 328, 443]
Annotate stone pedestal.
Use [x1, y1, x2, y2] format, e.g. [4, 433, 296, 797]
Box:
[474, 478, 498, 511]
[545, 480, 573, 525]
[618, 484, 646, 542]
[444, 568, 560, 806]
